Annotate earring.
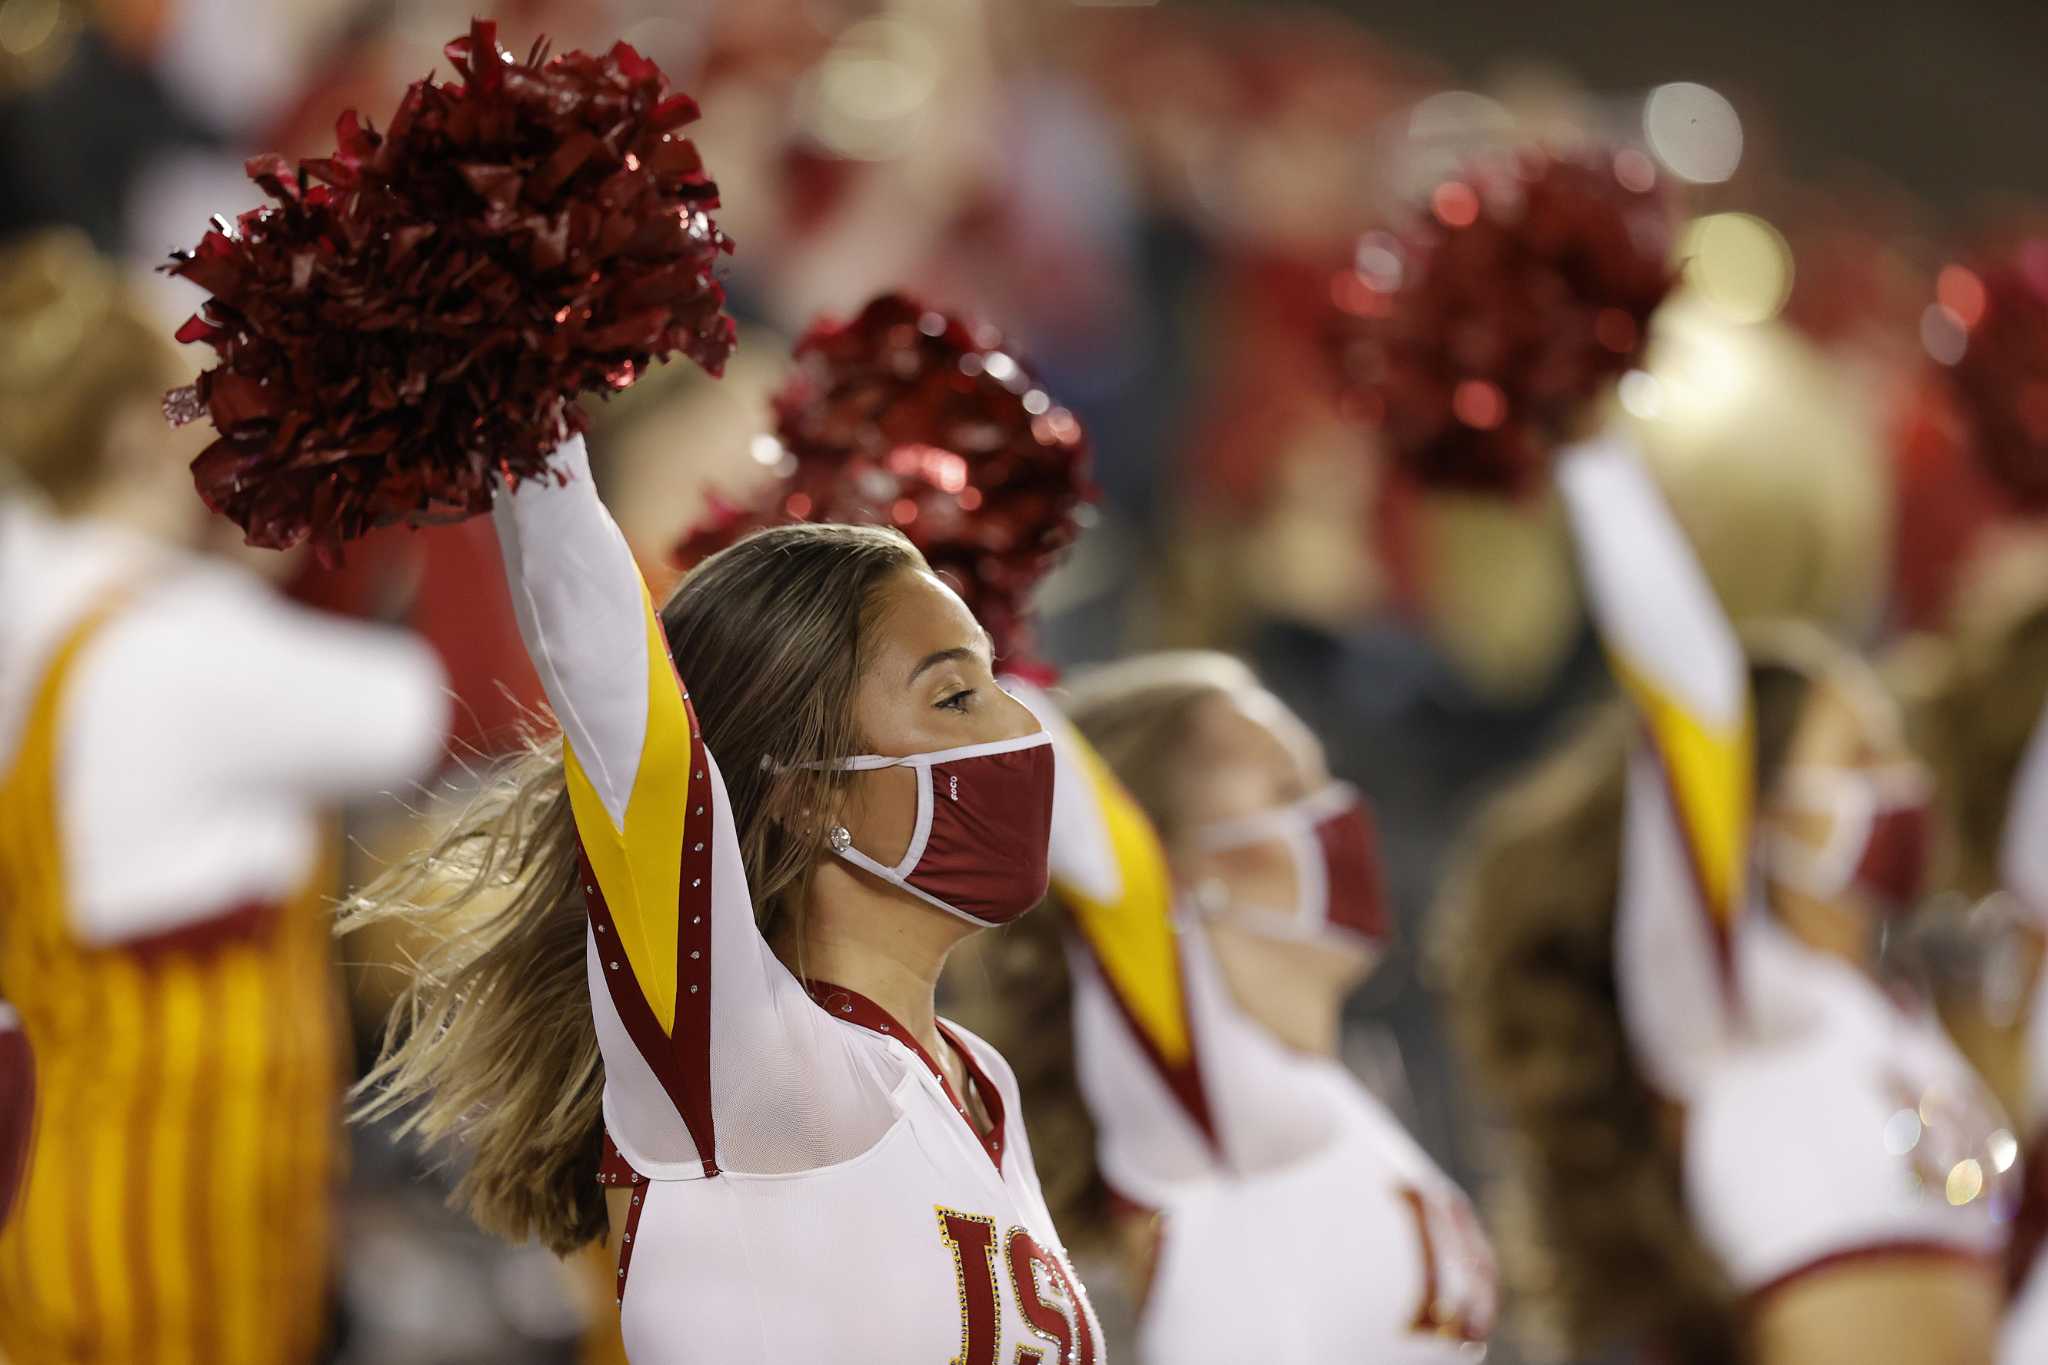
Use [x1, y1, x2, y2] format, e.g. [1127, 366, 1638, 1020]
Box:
[1192, 877, 1229, 916]
[828, 826, 852, 853]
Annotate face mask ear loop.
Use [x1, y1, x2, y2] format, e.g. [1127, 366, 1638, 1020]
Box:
[1767, 771, 1877, 898]
[893, 757, 935, 878]
[1286, 822, 1327, 936]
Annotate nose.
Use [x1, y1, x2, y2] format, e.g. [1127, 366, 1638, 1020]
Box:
[988, 684, 1043, 744]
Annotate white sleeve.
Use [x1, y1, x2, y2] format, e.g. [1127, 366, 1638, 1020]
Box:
[492, 438, 883, 1179]
[78, 577, 450, 805]
[1559, 437, 1751, 1098]
[492, 434, 653, 830]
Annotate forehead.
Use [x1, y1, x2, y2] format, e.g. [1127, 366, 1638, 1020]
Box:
[1176, 687, 1324, 814]
[864, 568, 985, 665]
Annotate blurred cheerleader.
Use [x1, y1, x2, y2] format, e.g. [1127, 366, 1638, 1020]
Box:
[1437, 437, 2010, 1365]
[0, 230, 448, 1364]
[956, 654, 1497, 1362]
[1903, 542, 2048, 1363]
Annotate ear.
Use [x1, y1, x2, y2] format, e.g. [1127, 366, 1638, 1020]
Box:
[761, 767, 846, 843]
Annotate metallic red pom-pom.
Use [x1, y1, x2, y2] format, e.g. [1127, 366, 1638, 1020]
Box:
[1328, 148, 1677, 495]
[163, 20, 736, 560]
[674, 294, 1093, 664]
[1928, 242, 2048, 511]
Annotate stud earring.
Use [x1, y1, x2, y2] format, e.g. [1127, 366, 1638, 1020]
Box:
[828, 826, 852, 853]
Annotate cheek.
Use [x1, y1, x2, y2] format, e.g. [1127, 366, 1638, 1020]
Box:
[1208, 840, 1301, 914]
[839, 765, 919, 864]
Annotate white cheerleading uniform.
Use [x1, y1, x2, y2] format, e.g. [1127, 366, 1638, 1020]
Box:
[492, 439, 1100, 1364]
[1994, 703, 2048, 1363]
[1560, 438, 2011, 1304]
[1008, 681, 1496, 1364]
[0, 498, 449, 941]
[0, 495, 447, 1365]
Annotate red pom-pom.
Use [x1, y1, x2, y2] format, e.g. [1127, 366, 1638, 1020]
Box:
[1328, 148, 1677, 495]
[674, 294, 1094, 663]
[1929, 241, 2048, 511]
[163, 20, 736, 560]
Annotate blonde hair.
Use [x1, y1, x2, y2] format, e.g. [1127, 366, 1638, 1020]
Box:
[0, 229, 184, 504]
[345, 522, 927, 1252]
[952, 650, 1257, 1246]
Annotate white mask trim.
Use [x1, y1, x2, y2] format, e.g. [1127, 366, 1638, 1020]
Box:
[1189, 782, 1364, 942]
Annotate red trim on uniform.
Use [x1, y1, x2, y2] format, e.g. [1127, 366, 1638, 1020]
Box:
[803, 980, 1008, 1169]
[577, 674, 720, 1179]
[596, 1131, 648, 1187]
[1635, 722, 1740, 1005]
[114, 900, 279, 964]
[0, 1024, 31, 1230]
[1748, 1240, 1998, 1304]
[670, 682, 718, 1176]
[2007, 1118, 2048, 1296]
[613, 1165, 650, 1306]
[595, 1132, 649, 1303]
[1069, 934, 1221, 1158]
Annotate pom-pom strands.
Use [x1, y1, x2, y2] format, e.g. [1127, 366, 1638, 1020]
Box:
[164, 20, 736, 559]
[1927, 243, 2048, 511]
[675, 294, 1093, 664]
[1329, 149, 1676, 495]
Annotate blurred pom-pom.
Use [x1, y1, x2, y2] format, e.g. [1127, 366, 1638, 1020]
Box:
[674, 293, 1093, 663]
[1328, 148, 1676, 495]
[164, 19, 736, 559]
[1928, 241, 2048, 511]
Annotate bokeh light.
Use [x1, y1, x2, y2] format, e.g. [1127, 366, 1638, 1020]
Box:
[1643, 82, 1744, 184]
[1680, 213, 1793, 324]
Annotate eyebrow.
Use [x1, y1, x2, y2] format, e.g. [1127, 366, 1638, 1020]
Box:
[908, 631, 995, 686]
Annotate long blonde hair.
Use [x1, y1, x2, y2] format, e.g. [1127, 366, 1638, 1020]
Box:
[345, 522, 927, 1253]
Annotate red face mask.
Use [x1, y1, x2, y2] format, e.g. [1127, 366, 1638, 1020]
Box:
[823, 732, 1056, 927]
[1768, 764, 1933, 914]
[1191, 783, 1391, 945]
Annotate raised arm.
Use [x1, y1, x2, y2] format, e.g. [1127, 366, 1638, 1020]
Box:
[492, 434, 743, 1174]
[1557, 435, 1753, 1095]
[1007, 680, 1213, 1160]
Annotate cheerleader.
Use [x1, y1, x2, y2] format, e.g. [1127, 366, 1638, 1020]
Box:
[1438, 436, 2009, 1365]
[1902, 565, 2048, 1363]
[0, 230, 450, 1364]
[953, 656, 1496, 1362]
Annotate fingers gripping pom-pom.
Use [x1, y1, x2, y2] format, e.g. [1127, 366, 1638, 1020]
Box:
[1929, 242, 2048, 511]
[1328, 148, 1676, 496]
[163, 20, 737, 560]
[673, 294, 1094, 665]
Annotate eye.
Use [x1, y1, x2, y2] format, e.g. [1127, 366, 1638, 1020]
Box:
[937, 688, 976, 713]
